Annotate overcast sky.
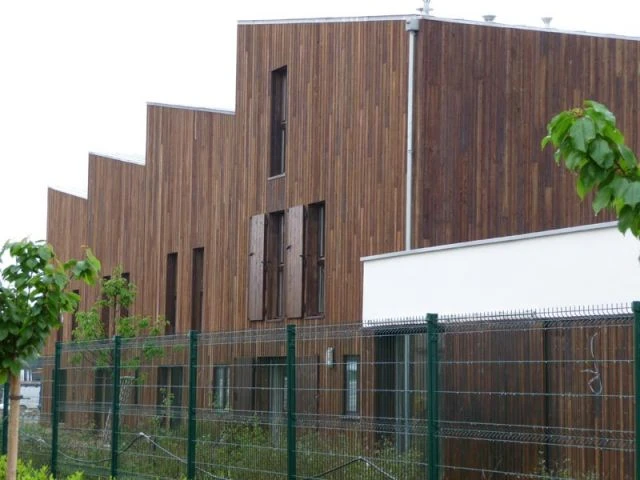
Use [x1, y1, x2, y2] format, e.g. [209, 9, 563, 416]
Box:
[1, 0, 639, 255]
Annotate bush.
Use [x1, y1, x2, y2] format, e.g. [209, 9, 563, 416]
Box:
[0, 456, 83, 480]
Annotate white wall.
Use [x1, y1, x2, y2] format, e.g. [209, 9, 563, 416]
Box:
[361, 223, 640, 323]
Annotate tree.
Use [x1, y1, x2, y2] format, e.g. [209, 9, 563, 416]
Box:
[542, 100, 640, 237]
[71, 267, 165, 431]
[0, 240, 99, 480]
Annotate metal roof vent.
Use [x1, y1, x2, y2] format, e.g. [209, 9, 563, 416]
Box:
[542, 16, 553, 27]
[483, 14, 496, 22]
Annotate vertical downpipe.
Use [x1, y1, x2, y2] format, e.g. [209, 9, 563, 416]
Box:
[405, 17, 419, 252]
[403, 16, 420, 454]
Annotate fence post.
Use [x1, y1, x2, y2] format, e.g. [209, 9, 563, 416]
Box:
[111, 336, 122, 479]
[187, 331, 198, 480]
[286, 325, 296, 480]
[426, 313, 440, 480]
[633, 301, 640, 480]
[2, 381, 9, 455]
[51, 342, 61, 478]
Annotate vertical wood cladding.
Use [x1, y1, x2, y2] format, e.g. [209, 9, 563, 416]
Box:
[413, 20, 640, 247]
[46, 18, 640, 346]
[45, 189, 88, 351]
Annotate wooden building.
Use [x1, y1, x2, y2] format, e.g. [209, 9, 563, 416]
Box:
[43, 14, 640, 475]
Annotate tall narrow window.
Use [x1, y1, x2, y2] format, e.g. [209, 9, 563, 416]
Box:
[165, 253, 178, 334]
[212, 366, 230, 411]
[305, 203, 325, 316]
[270, 66, 288, 177]
[157, 366, 184, 429]
[100, 276, 111, 337]
[344, 356, 360, 416]
[94, 367, 113, 428]
[266, 212, 285, 319]
[121, 272, 131, 318]
[191, 247, 204, 332]
[70, 289, 80, 339]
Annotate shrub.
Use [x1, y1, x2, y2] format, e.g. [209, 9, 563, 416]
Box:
[0, 455, 84, 480]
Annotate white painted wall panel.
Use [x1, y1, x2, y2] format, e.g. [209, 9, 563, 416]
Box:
[362, 224, 640, 323]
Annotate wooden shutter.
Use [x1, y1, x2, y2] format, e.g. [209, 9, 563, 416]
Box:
[286, 205, 304, 318]
[232, 357, 254, 413]
[248, 215, 266, 321]
[296, 356, 318, 416]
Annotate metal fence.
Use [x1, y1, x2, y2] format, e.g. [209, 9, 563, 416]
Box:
[7, 303, 640, 479]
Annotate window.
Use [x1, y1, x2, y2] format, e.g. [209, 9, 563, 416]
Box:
[344, 356, 359, 416]
[266, 212, 285, 319]
[165, 253, 178, 334]
[212, 366, 230, 411]
[191, 247, 205, 331]
[270, 66, 288, 177]
[121, 272, 130, 318]
[70, 289, 80, 339]
[94, 367, 113, 428]
[157, 366, 184, 429]
[305, 203, 325, 316]
[100, 276, 111, 337]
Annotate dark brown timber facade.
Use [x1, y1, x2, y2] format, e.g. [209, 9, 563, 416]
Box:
[44, 16, 640, 470]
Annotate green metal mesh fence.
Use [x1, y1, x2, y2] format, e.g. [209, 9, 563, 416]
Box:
[14, 303, 638, 479]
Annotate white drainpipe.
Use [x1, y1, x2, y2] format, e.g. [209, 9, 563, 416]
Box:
[405, 18, 419, 251]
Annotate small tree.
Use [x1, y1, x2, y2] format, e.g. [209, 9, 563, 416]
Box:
[0, 240, 99, 480]
[71, 267, 165, 431]
[542, 100, 640, 237]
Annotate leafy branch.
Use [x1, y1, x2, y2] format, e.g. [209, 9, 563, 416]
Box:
[542, 100, 640, 237]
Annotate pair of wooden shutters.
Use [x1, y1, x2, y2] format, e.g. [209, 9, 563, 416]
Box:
[248, 205, 304, 321]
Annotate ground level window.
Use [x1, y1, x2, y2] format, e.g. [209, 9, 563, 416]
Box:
[344, 355, 359, 416]
[212, 365, 230, 411]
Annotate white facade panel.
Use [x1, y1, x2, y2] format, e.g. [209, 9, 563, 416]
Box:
[361, 224, 640, 324]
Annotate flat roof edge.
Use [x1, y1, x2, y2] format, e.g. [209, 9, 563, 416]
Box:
[147, 102, 235, 116]
[239, 15, 410, 25]
[89, 152, 146, 165]
[361, 221, 624, 262]
[240, 14, 640, 42]
[48, 187, 88, 201]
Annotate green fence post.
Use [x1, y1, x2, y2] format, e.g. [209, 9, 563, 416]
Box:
[111, 336, 122, 479]
[51, 342, 61, 478]
[286, 325, 296, 480]
[426, 313, 440, 480]
[187, 331, 198, 480]
[633, 301, 640, 480]
[2, 381, 9, 455]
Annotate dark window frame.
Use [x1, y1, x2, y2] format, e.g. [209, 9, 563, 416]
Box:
[344, 355, 360, 417]
[157, 366, 184, 429]
[270, 66, 288, 177]
[165, 253, 178, 334]
[305, 202, 325, 317]
[191, 247, 205, 332]
[212, 365, 231, 411]
[100, 275, 111, 337]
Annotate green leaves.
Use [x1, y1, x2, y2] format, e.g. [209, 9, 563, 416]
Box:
[569, 117, 596, 152]
[543, 100, 640, 237]
[0, 241, 100, 384]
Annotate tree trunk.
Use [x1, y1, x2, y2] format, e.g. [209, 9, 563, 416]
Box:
[6, 374, 20, 480]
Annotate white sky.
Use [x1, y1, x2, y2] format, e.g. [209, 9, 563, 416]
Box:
[0, 0, 639, 256]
